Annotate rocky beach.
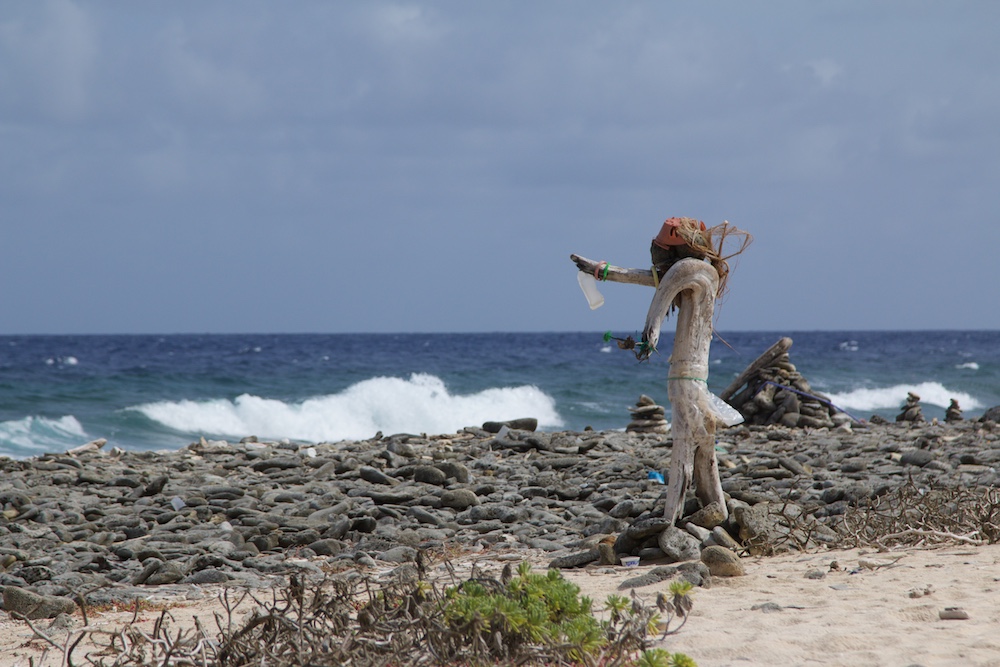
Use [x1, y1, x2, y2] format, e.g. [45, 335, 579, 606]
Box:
[2, 415, 1000, 665]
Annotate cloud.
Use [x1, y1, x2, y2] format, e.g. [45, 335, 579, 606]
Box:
[158, 20, 265, 120]
[806, 59, 844, 87]
[0, 0, 98, 121]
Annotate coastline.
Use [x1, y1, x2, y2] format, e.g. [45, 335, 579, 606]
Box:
[1, 419, 998, 665]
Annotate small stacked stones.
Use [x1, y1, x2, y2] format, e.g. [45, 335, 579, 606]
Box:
[726, 348, 846, 429]
[946, 399, 963, 423]
[896, 392, 925, 423]
[626, 395, 669, 434]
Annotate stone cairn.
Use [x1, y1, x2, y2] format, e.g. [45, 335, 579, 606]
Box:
[946, 398, 963, 423]
[626, 394, 669, 434]
[720, 337, 850, 429]
[896, 392, 925, 423]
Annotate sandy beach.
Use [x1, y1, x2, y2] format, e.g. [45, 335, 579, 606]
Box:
[3, 542, 999, 667]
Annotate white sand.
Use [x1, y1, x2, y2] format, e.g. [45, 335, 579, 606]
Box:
[3, 544, 1000, 667]
[562, 544, 1000, 667]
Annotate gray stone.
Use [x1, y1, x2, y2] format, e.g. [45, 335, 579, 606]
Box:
[440, 489, 479, 510]
[619, 565, 677, 590]
[359, 466, 397, 485]
[145, 561, 187, 585]
[684, 522, 712, 543]
[900, 450, 935, 467]
[483, 418, 538, 433]
[308, 539, 346, 556]
[378, 546, 417, 563]
[3, 586, 77, 619]
[548, 549, 598, 569]
[710, 526, 742, 550]
[412, 466, 448, 486]
[657, 527, 701, 563]
[624, 516, 672, 540]
[434, 462, 470, 483]
[597, 542, 617, 565]
[687, 501, 727, 529]
[609, 500, 635, 519]
[182, 569, 231, 584]
[701, 545, 745, 577]
[469, 504, 520, 523]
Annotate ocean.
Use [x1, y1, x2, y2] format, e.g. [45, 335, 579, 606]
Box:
[1, 331, 997, 459]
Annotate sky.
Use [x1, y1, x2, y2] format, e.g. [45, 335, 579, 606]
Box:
[2, 1, 999, 335]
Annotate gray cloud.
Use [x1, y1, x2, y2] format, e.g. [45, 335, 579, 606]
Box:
[1, 1, 998, 333]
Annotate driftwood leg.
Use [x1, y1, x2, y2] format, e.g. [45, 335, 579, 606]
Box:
[642, 258, 728, 525]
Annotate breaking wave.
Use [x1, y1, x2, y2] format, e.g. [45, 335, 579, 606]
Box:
[825, 381, 983, 412]
[0, 415, 88, 454]
[131, 373, 564, 442]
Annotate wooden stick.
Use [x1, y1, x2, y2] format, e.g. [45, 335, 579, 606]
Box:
[569, 254, 656, 287]
[718, 337, 793, 402]
[881, 528, 983, 545]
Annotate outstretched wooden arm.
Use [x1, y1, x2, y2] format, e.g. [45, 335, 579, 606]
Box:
[570, 254, 656, 288]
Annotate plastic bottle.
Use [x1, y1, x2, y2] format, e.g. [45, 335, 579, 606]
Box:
[707, 393, 745, 426]
[577, 271, 605, 310]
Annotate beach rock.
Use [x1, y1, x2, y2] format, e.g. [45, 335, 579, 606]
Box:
[625, 516, 671, 542]
[378, 546, 418, 563]
[686, 501, 727, 529]
[3, 586, 77, 619]
[980, 406, 1000, 423]
[701, 545, 745, 577]
[482, 418, 538, 433]
[711, 526, 742, 550]
[657, 527, 701, 563]
[441, 489, 480, 511]
[548, 549, 599, 569]
[412, 466, 448, 485]
[900, 450, 935, 467]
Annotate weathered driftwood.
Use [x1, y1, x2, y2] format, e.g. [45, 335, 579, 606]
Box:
[571, 254, 730, 525]
[718, 337, 792, 402]
[640, 258, 727, 525]
[570, 254, 655, 287]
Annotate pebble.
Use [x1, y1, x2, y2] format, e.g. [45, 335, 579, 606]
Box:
[0, 419, 995, 613]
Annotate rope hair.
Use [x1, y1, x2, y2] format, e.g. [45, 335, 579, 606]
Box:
[671, 218, 752, 299]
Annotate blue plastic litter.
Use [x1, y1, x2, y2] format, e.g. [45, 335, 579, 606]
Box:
[647, 471, 665, 484]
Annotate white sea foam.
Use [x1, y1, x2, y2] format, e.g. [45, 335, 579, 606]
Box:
[0, 415, 88, 452]
[955, 362, 980, 370]
[826, 381, 983, 411]
[45, 356, 79, 366]
[131, 373, 564, 442]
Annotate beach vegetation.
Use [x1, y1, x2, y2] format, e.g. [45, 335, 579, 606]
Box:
[19, 556, 697, 667]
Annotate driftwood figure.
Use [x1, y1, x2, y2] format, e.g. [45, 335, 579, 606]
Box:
[572, 217, 750, 527]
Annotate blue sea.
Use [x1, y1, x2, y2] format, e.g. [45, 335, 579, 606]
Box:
[1, 331, 997, 459]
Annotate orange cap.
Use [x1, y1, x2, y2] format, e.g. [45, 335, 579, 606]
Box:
[653, 217, 707, 248]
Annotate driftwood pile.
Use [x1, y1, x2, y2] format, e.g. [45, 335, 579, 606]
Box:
[719, 337, 851, 429]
